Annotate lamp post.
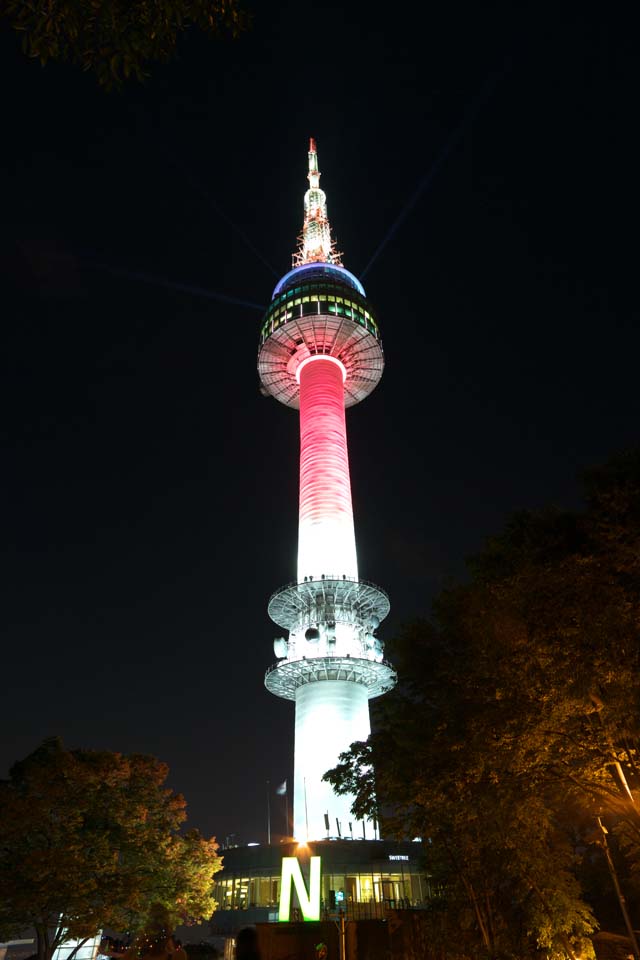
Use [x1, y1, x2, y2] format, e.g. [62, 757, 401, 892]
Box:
[596, 816, 640, 960]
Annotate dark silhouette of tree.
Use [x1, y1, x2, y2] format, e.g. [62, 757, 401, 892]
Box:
[3, 0, 250, 89]
[325, 449, 640, 959]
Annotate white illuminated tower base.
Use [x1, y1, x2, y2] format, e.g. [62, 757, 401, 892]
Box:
[260, 140, 396, 841]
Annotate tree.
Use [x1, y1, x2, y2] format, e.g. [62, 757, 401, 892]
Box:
[325, 449, 640, 958]
[0, 738, 222, 960]
[2, 0, 250, 89]
[327, 625, 598, 959]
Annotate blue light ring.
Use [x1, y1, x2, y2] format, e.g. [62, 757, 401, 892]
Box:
[272, 263, 366, 299]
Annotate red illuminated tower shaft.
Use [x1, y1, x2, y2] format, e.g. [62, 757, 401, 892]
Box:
[297, 355, 358, 583]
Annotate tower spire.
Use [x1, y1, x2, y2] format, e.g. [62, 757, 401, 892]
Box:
[293, 138, 343, 267]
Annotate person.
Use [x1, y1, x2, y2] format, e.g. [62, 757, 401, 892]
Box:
[235, 927, 260, 960]
[171, 940, 187, 960]
[98, 939, 113, 960]
[139, 936, 172, 960]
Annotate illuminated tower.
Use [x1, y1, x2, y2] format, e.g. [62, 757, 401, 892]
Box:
[259, 139, 396, 842]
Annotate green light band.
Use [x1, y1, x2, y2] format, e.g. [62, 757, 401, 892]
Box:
[260, 284, 380, 344]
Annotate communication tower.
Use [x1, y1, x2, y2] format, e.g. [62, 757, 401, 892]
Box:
[259, 139, 397, 841]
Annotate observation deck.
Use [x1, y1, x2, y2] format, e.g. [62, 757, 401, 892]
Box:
[265, 655, 397, 701]
[264, 576, 395, 701]
[257, 263, 384, 409]
[267, 577, 389, 632]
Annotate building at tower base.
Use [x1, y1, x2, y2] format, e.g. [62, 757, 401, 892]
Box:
[210, 839, 430, 935]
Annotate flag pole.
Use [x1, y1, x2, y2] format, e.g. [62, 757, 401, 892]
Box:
[285, 788, 289, 839]
[267, 780, 271, 845]
[304, 777, 309, 841]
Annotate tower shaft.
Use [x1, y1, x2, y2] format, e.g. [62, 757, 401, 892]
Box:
[298, 356, 358, 584]
[294, 681, 370, 841]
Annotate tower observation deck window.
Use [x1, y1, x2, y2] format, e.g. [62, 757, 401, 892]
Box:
[259, 282, 381, 346]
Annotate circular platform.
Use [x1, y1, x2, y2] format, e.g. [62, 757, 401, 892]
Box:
[264, 655, 397, 700]
[267, 578, 390, 631]
[257, 279, 384, 409]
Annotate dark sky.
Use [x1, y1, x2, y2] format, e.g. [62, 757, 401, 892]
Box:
[1, 5, 638, 845]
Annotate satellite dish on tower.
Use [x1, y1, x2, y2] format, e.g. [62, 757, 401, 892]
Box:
[273, 637, 288, 658]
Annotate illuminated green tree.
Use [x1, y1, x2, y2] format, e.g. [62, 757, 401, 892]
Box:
[3, 0, 250, 89]
[0, 738, 222, 960]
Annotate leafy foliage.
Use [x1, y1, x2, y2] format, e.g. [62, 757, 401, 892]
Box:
[0, 738, 222, 960]
[325, 449, 640, 958]
[3, 0, 250, 89]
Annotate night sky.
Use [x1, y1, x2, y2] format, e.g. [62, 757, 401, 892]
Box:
[1, 6, 638, 846]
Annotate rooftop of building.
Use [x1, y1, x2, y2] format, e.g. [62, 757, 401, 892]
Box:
[215, 837, 424, 874]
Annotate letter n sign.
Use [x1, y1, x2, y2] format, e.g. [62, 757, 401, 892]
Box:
[279, 856, 322, 922]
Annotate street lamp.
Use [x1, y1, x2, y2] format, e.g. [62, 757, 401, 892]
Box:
[595, 816, 640, 960]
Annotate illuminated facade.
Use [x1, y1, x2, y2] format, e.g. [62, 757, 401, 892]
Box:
[212, 839, 430, 929]
[259, 139, 396, 841]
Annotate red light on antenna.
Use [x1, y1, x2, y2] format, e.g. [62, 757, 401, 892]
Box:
[309, 137, 317, 153]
